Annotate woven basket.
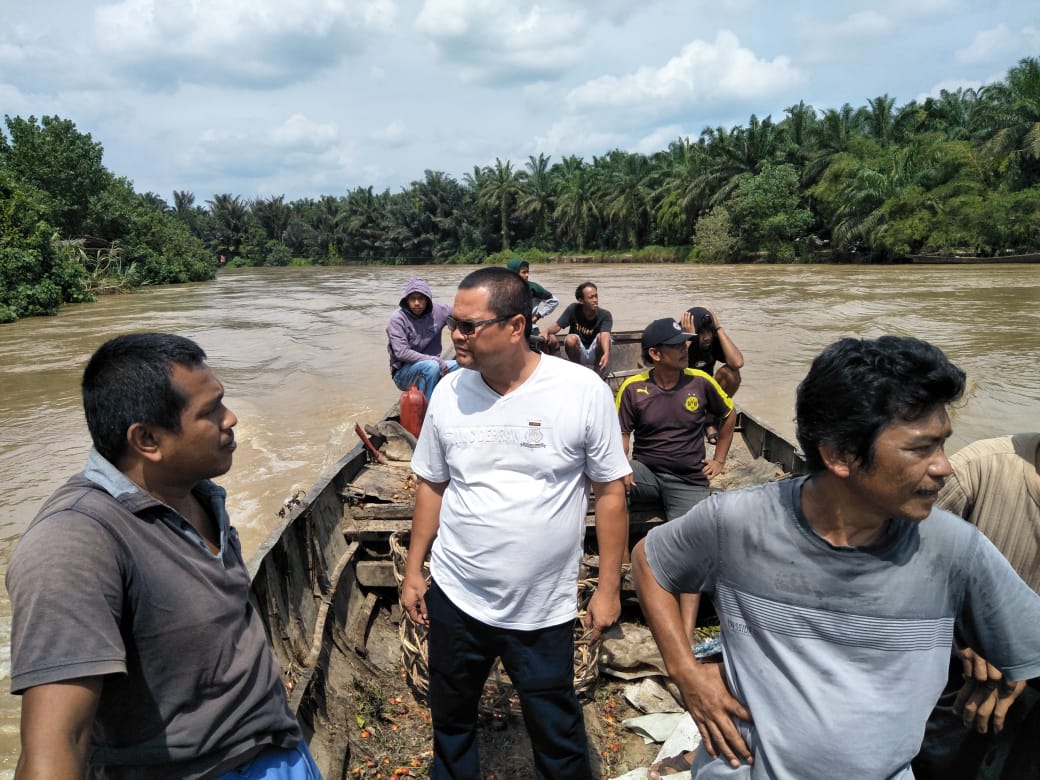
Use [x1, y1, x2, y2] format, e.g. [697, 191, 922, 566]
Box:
[390, 530, 605, 711]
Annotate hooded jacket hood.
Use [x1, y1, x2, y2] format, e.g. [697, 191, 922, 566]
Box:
[506, 258, 528, 274]
[399, 276, 434, 317]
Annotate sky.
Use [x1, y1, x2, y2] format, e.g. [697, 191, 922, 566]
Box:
[1, 0, 1036, 203]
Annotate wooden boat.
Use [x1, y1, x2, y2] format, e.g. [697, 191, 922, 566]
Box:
[245, 329, 806, 778]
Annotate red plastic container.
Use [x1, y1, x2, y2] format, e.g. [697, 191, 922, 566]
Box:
[400, 384, 428, 438]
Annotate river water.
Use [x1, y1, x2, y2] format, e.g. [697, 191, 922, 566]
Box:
[0, 262, 1037, 769]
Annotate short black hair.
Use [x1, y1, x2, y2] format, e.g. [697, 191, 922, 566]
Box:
[795, 336, 965, 473]
[458, 267, 532, 338]
[575, 281, 597, 301]
[82, 333, 208, 463]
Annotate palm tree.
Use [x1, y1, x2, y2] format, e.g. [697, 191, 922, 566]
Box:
[650, 137, 710, 243]
[803, 104, 857, 186]
[598, 150, 651, 248]
[862, 94, 897, 145]
[517, 153, 556, 246]
[138, 192, 169, 212]
[553, 156, 599, 252]
[978, 56, 1040, 187]
[206, 193, 250, 258]
[697, 115, 786, 205]
[474, 158, 523, 251]
[919, 87, 984, 141]
[781, 100, 818, 168]
[311, 195, 347, 261]
[173, 190, 195, 214]
[251, 195, 290, 242]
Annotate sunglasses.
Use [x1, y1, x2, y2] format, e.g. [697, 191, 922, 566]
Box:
[445, 313, 514, 336]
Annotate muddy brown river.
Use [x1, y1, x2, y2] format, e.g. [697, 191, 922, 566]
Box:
[0, 262, 1037, 771]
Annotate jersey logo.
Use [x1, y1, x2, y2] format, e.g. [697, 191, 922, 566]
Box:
[522, 421, 546, 448]
[636, 387, 650, 395]
[684, 395, 700, 412]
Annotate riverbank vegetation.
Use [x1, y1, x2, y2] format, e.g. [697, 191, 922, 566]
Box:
[0, 116, 213, 322]
[2, 57, 1038, 321]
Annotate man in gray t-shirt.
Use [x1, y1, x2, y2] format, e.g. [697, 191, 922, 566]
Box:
[6, 334, 315, 779]
[634, 336, 1040, 779]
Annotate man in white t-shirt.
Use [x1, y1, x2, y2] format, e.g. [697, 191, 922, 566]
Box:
[402, 266, 631, 780]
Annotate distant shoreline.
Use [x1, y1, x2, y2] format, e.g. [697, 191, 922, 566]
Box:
[536, 253, 1040, 265]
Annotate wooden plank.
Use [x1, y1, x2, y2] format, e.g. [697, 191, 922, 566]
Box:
[356, 560, 398, 588]
[347, 503, 415, 520]
[344, 590, 379, 658]
[343, 518, 414, 540]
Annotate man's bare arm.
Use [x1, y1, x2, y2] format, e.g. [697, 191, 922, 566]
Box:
[703, 408, 736, 480]
[585, 478, 628, 638]
[401, 478, 447, 626]
[597, 331, 611, 371]
[632, 539, 753, 768]
[620, 434, 636, 492]
[16, 677, 102, 780]
[707, 309, 743, 370]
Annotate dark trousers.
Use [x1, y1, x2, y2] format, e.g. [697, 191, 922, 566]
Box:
[425, 581, 591, 780]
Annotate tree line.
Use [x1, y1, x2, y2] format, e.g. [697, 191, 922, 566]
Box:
[2, 56, 1038, 322]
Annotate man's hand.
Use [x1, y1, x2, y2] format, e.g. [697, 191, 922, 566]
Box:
[400, 571, 430, 626]
[597, 351, 610, 372]
[702, 457, 724, 479]
[622, 472, 636, 495]
[953, 647, 1027, 734]
[677, 661, 754, 768]
[680, 310, 695, 334]
[583, 587, 620, 641]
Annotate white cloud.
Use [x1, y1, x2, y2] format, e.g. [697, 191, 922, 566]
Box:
[799, 9, 892, 40]
[915, 78, 986, 102]
[178, 115, 352, 193]
[92, 0, 398, 89]
[634, 124, 688, 156]
[565, 31, 805, 119]
[369, 120, 408, 146]
[415, 0, 589, 84]
[269, 114, 339, 150]
[956, 25, 1015, 65]
[532, 116, 625, 159]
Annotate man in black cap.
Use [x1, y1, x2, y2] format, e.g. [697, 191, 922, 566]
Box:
[681, 307, 744, 444]
[616, 317, 735, 642]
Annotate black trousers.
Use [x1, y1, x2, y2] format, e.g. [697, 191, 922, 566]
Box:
[425, 581, 591, 780]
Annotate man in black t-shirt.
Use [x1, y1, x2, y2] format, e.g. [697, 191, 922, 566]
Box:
[682, 306, 744, 443]
[545, 281, 612, 372]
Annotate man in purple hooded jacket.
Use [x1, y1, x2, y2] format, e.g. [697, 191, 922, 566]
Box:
[387, 277, 458, 400]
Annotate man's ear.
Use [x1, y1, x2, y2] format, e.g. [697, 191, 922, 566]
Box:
[127, 422, 163, 463]
[509, 314, 528, 342]
[819, 441, 854, 478]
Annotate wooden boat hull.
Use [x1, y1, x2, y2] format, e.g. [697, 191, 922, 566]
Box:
[248, 330, 806, 778]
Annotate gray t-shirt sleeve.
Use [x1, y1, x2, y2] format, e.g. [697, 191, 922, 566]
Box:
[7, 513, 127, 693]
[957, 530, 1040, 681]
[644, 494, 722, 594]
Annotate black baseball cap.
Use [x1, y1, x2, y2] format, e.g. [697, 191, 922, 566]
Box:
[642, 318, 692, 350]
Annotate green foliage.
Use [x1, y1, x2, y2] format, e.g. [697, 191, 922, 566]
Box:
[693, 207, 739, 263]
[725, 165, 813, 259]
[1, 115, 109, 236]
[4, 54, 1040, 321]
[0, 120, 214, 322]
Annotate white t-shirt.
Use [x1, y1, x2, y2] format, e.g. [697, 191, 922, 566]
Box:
[411, 355, 631, 630]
